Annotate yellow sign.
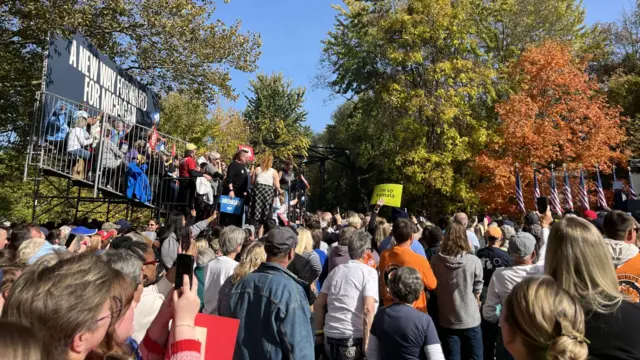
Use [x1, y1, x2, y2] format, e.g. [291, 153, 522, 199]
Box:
[370, 184, 403, 208]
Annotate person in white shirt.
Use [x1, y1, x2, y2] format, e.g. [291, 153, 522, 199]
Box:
[314, 230, 378, 359]
[66, 114, 92, 159]
[203, 226, 244, 314]
[482, 232, 542, 358]
[534, 208, 552, 266]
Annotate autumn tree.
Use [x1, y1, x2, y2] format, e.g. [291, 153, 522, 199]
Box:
[475, 41, 627, 215]
[243, 73, 311, 160]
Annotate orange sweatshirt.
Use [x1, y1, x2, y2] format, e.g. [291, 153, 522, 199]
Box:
[378, 245, 437, 312]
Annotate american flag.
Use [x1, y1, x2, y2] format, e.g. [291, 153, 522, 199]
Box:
[579, 168, 590, 210]
[563, 167, 574, 212]
[629, 167, 637, 200]
[515, 167, 525, 214]
[595, 165, 610, 211]
[550, 167, 563, 215]
[533, 169, 541, 210]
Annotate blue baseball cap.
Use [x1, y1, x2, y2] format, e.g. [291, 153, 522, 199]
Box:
[114, 219, 131, 232]
[70, 226, 97, 236]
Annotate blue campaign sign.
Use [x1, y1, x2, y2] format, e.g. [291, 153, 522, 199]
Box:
[45, 33, 159, 128]
[219, 196, 243, 215]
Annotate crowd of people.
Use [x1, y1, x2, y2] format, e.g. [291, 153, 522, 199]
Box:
[4, 143, 640, 360]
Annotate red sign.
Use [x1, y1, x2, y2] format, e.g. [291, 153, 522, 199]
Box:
[238, 145, 255, 161]
[165, 314, 239, 359]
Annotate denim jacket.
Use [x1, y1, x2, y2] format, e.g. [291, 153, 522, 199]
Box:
[230, 262, 314, 360]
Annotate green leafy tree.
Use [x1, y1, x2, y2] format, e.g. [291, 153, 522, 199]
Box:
[591, 1, 640, 157]
[319, 0, 497, 214]
[243, 73, 311, 160]
[478, 0, 587, 63]
[159, 93, 216, 149]
[210, 107, 249, 161]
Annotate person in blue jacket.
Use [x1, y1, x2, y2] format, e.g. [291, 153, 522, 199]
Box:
[44, 101, 71, 144]
[126, 155, 152, 203]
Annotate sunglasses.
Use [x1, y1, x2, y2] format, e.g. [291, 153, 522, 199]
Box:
[143, 259, 160, 266]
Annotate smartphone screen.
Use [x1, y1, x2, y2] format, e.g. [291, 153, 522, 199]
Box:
[537, 197, 549, 213]
[174, 254, 194, 290]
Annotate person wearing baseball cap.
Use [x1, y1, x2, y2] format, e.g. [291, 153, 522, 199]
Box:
[482, 232, 543, 331]
[584, 209, 598, 221]
[96, 229, 117, 248]
[230, 226, 314, 360]
[101, 222, 121, 232]
[476, 226, 513, 288]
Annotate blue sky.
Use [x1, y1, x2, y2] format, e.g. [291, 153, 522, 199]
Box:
[215, 0, 629, 133]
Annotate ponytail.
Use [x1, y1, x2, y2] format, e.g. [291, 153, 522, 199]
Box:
[503, 276, 588, 360]
[547, 332, 588, 360]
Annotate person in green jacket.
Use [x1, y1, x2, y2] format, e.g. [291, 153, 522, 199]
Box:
[195, 239, 216, 312]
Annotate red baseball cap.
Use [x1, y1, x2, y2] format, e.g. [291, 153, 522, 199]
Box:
[584, 210, 597, 221]
[97, 229, 117, 241]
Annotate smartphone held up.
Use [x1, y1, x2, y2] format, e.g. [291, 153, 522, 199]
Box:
[174, 253, 194, 292]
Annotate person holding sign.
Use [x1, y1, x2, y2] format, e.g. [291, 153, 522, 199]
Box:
[221, 150, 250, 227]
[370, 184, 403, 208]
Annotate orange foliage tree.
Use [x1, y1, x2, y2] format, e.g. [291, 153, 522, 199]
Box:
[475, 41, 628, 215]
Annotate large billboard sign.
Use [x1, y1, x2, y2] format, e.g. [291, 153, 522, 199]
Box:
[45, 33, 159, 127]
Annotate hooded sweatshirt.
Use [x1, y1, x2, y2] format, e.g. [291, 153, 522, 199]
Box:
[431, 252, 483, 329]
[605, 238, 640, 268]
[605, 238, 640, 301]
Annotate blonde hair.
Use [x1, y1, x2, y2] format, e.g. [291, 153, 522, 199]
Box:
[295, 228, 313, 254]
[503, 276, 588, 360]
[88, 234, 102, 252]
[545, 216, 624, 313]
[374, 218, 389, 246]
[195, 238, 209, 251]
[17, 238, 46, 265]
[259, 153, 273, 171]
[231, 242, 266, 283]
[441, 222, 471, 257]
[347, 215, 362, 229]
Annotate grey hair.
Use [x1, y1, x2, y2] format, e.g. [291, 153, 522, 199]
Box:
[207, 151, 221, 162]
[197, 247, 215, 266]
[338, 226, 357, 246]
[100, 249, 143, 286]
[389, 267, 423, 304]
[348, 231, 371, 260]
[219, 226, 245, 256]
